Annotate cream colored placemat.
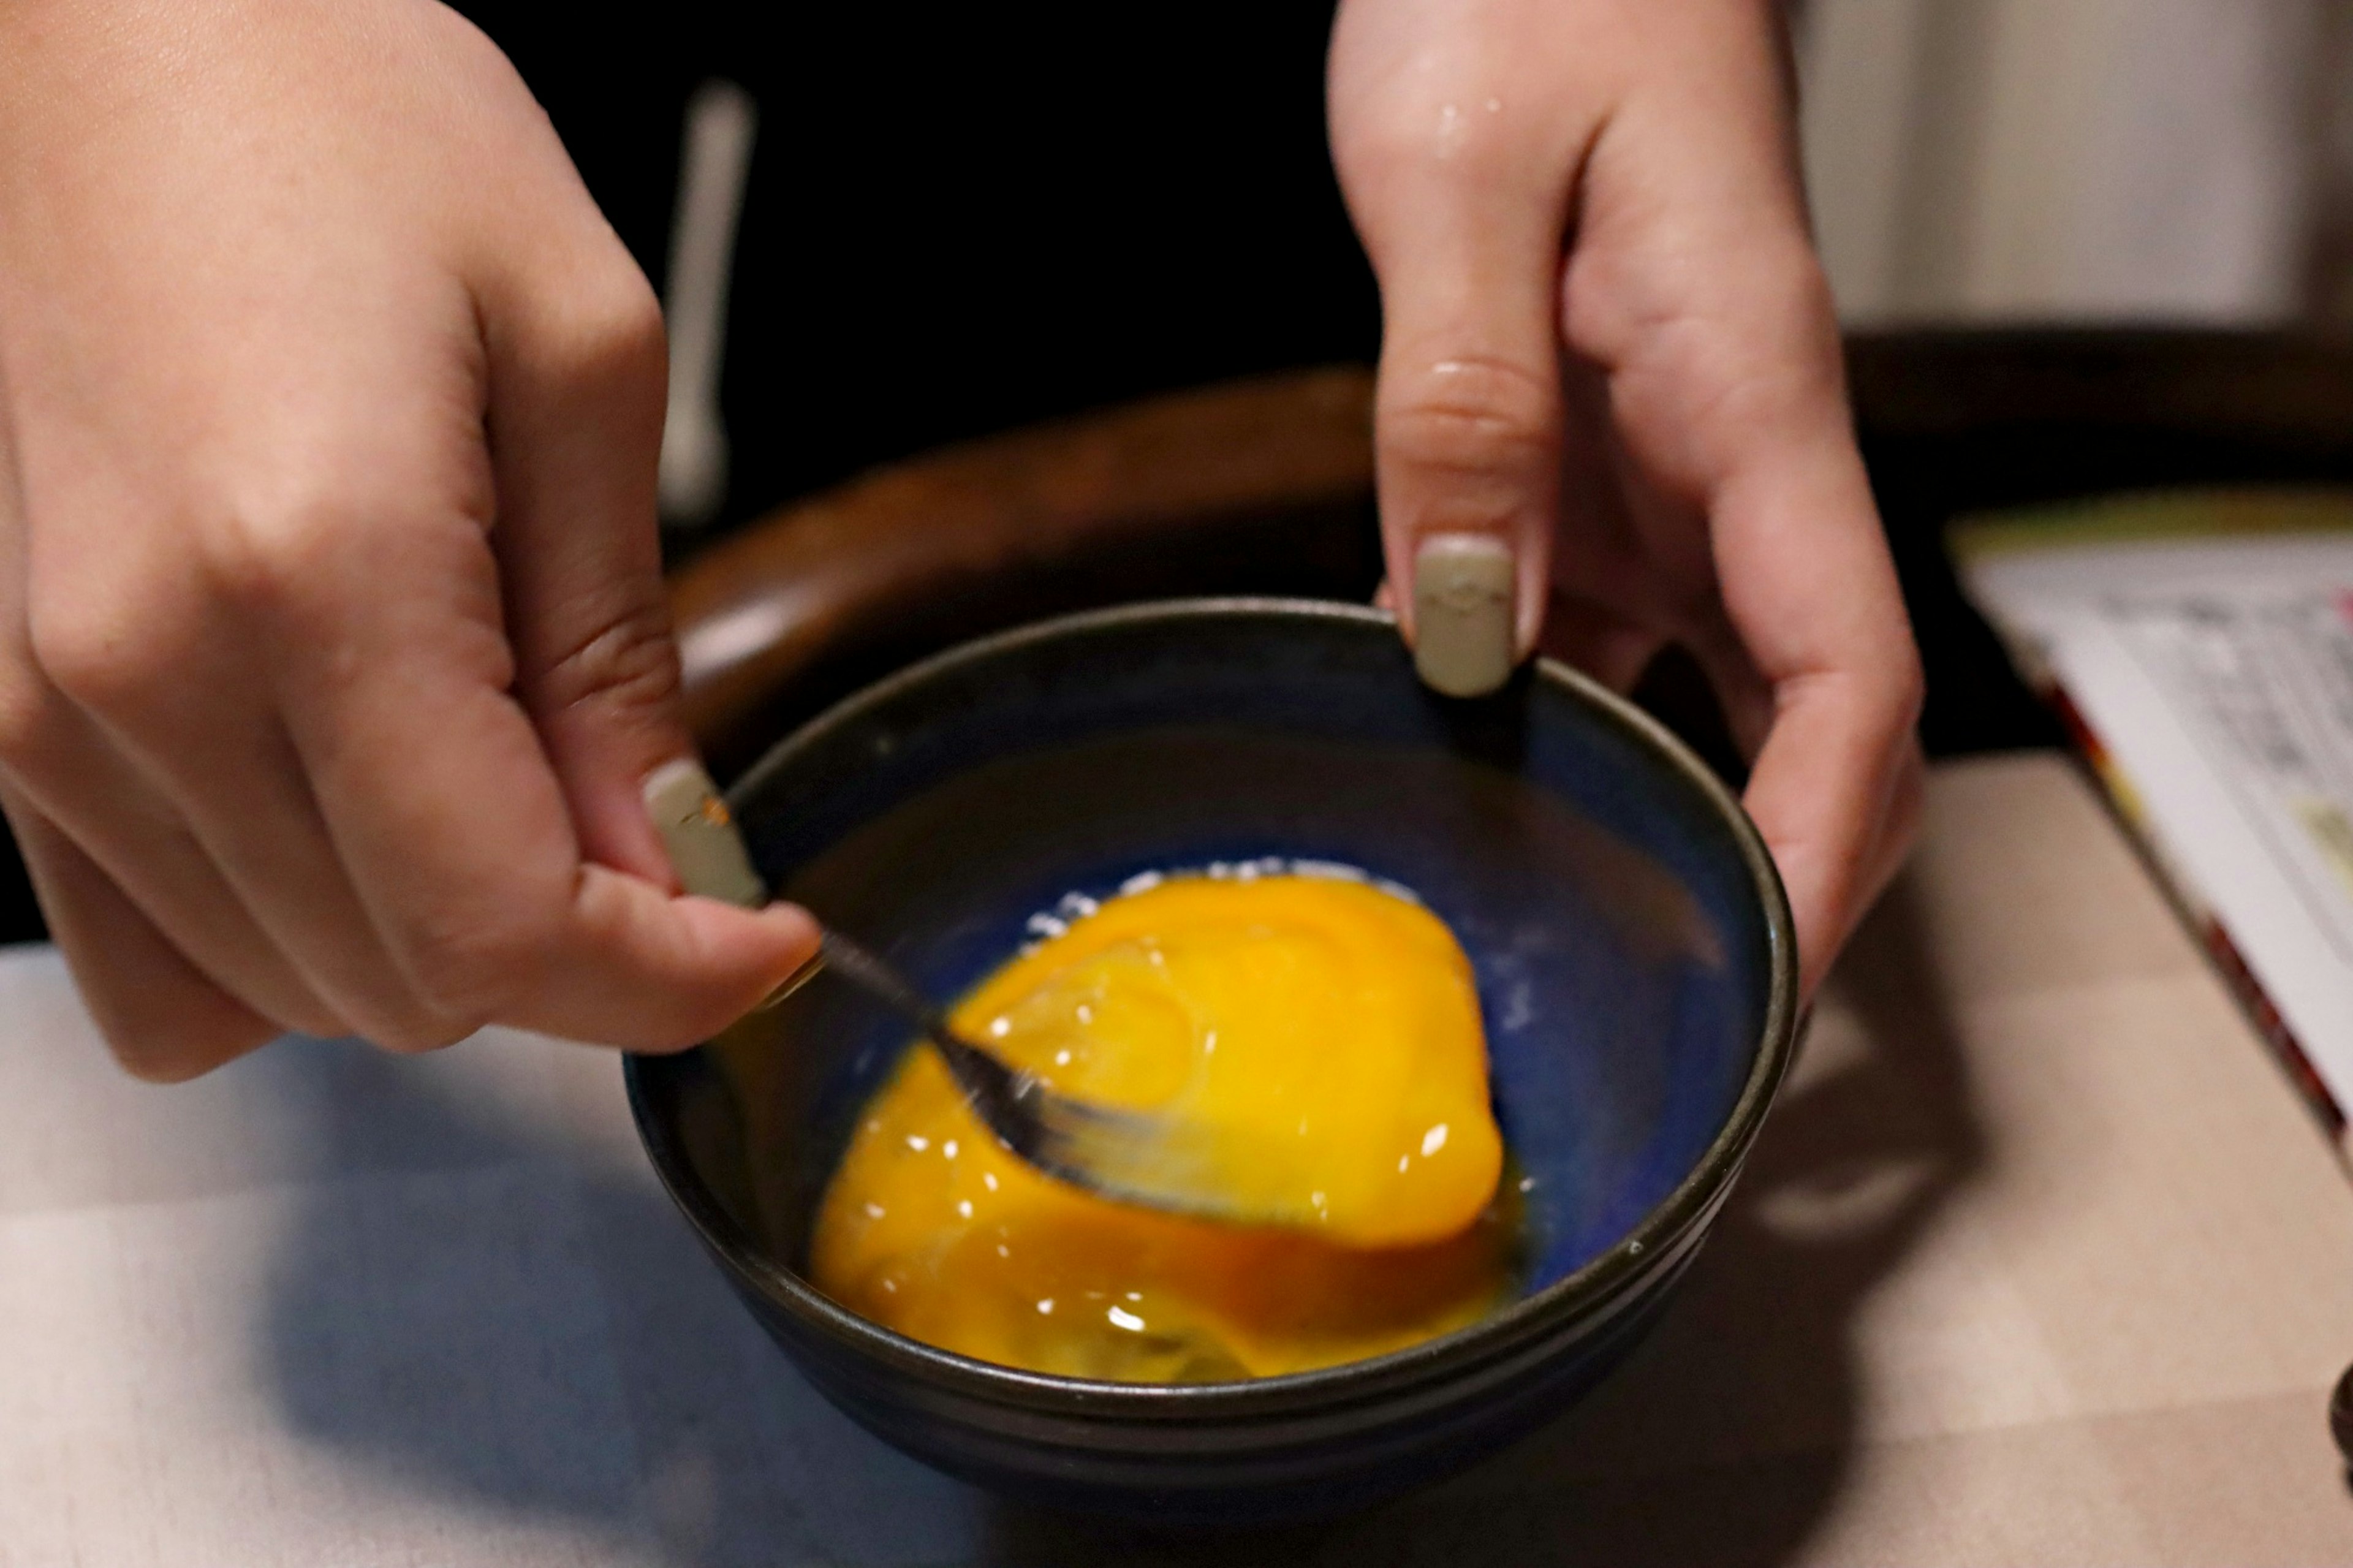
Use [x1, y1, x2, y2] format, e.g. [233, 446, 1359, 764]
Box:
[3, 752, 2349, 1566]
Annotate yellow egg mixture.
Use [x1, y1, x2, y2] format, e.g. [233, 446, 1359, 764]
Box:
[809, 872, 1518, 1382]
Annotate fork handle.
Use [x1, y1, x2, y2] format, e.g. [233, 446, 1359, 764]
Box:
[817, 931, 960, 1051]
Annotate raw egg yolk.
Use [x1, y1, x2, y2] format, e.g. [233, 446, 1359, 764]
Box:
[809, 873, 1516, 1382]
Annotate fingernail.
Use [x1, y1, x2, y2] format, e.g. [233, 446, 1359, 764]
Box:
[642, 758, 768, 909]
[1412, 534, 1517, 697]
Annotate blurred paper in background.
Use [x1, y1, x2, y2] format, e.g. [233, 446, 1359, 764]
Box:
[1955, 492, 2353, 1152]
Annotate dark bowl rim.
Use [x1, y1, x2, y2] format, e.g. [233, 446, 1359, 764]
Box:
[626, 595, 1798, 1419]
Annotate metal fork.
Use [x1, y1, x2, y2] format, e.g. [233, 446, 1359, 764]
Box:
[645, 760, 1302, 1226]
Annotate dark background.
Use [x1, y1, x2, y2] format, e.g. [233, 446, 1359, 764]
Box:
[479, 0, 1380, 534]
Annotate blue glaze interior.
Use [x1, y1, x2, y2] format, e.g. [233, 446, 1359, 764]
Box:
[711, 608, 1773, 1300]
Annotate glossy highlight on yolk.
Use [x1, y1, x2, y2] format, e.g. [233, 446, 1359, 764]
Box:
[809, 871, 1517, 1382]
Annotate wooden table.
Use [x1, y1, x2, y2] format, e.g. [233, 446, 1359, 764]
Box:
[4, 754, 2350, 1566]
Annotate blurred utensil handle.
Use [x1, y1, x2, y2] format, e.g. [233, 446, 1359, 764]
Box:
[659, 78, 758, 530]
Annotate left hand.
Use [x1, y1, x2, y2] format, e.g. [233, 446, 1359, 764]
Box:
[1328, 0, 1924, 998]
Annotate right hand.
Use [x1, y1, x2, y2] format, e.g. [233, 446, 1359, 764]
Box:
[1330, 0, 1923, 999]
[0, 0, 817, 1080]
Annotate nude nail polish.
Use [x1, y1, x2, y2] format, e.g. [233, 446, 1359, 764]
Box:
[642, 757, 768, 909]
[1412, 534, 1517, 697]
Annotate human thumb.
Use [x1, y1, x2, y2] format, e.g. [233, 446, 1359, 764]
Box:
[479, 252, 698, 887]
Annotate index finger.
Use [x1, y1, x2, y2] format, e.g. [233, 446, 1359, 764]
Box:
[264, 479, 813, 1050]
[1559, 6, 1922, 993]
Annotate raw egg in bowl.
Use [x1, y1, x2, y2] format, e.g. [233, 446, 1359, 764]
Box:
[626, 598, 1797, 1524]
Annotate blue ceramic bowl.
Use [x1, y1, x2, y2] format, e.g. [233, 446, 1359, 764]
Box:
[625, 598, 1797, 1524]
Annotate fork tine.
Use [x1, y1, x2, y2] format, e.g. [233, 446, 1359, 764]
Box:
[817, 930, 1306, 1225]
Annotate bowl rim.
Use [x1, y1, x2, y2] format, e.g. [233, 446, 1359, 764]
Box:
[627, 595, 1798, 1418]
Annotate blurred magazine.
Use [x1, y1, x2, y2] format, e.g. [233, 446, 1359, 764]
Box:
[1952, 490, 2353, 1156]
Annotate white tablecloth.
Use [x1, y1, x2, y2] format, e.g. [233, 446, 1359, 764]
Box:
[6, 754, 2353, 1566]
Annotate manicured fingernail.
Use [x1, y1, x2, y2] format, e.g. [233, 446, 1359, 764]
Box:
[642, 758, 768, 909]
[1412, 534, 1517, 697]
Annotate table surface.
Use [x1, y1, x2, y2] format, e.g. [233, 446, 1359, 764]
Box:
[4, 753, 2352, 1567]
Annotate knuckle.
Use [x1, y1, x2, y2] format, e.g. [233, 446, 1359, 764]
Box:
[196, 493, 354, 627]
[550, 267, 667, 393]
[1753, 244, 1841, 342]
[1714, 257, 1848, 423]
[1379, 355, 1559, 482]
[1579, 243, 1846, 444]
[1895, 658, 1927, 729]
[531, 597, 681, 722]
[27, 593, 177, 716]
[1875, 639, 1928, 733]
[393, 905, 542, 1028]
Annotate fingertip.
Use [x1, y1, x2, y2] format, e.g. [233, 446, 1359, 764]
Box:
[653, 885, 817, 988]
[532, 868, 820, 1049]
[670, 898, 821, 1045]
[754, 896, 821, 959]
[1748, 716, 1924, 1005]
[9, 799, 283, 1079]
[102, 1007, 277, 1085]
[708, 893, 822, 987]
